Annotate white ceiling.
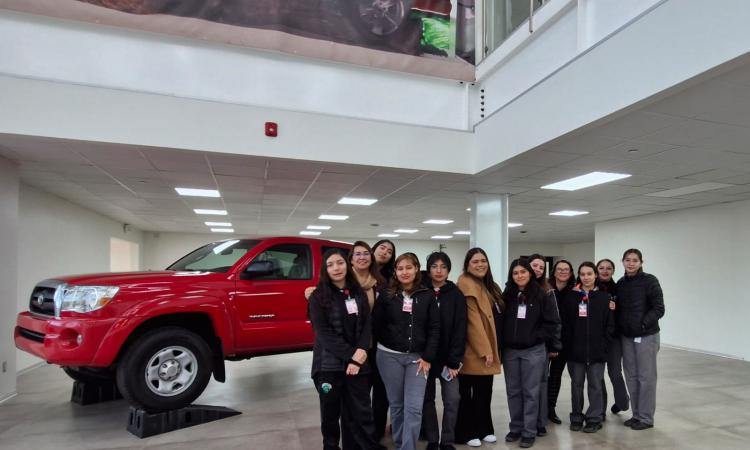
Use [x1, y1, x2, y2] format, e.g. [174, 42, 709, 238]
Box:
[2, 60, 750, 244]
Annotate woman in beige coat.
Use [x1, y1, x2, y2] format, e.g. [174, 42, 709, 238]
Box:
[454, 248, 504, 448]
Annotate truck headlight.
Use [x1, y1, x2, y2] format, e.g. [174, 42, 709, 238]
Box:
[55, 285, 120, 315]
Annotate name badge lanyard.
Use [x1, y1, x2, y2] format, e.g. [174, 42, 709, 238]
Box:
[343, 288, 358, 315]
[434, 287, 440, 308]
[517, 291, 527, 319]
[579, 289, 588, 318]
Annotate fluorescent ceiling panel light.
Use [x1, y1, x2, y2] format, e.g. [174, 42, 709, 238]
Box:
[300, 230, 321, 236]
[210, 228, 234, 233]
[338, 197, 378, 206]
[549, 210, 589, 217]
[453, 231, 471, 235]
[394, 229, 419, 234]
[541, 172, 631, 191]
[307, 225, 331, 230]
[508, 223, 523, 228]
[319, 214, 349, 220]
[423, 219, 454, 225]
[205, 221, 232, 227]
[431, 235, 453, 239]
[194, 209, 228, 215]
[378, 233, 399, 238]
[175, 187, 221, 197]
[645, 182, 734, 198]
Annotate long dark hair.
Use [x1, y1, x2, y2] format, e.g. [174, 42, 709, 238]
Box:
[388, 253, 422, 296]
[576, 261, 599, 289]
[313, 248, 364, 308]
[372, 239, 396, 282]
[349, 241, 385, 286]
[529, 253, 553, 292]
[463, 248, 504, 309]
[503, 258, 542, 303]
[549, 259, 575, 290]
[596, 258, 616, 280]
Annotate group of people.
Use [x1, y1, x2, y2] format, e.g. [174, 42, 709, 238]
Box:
[307, 239, 665, 450]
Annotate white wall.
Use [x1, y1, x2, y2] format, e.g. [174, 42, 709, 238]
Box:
[16, 184, 144, 371]
[595, 200, 750, 361]
[0, 157, 19, 400]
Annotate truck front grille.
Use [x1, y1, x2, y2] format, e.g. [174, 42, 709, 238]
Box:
[28, 281, 61, 317]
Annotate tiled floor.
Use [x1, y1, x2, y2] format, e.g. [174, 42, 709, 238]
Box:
[2, 347, 749, 449]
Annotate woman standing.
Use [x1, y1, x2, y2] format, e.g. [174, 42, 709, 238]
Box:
[421, 252, 467, 450]
[616, 249, 664, 430]
[597, 258, 630, 418]
[370, 239, 395, 440]
[501, 259, 561, 449]
[560, 262, 614, 433]
[374, 253, 440, 450]
[454, 248, 503, 448]
[546, 259, 575, 425]
[309, 249, 382, 450]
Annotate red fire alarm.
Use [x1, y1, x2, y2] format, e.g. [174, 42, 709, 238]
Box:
[265, 122, 278, 137]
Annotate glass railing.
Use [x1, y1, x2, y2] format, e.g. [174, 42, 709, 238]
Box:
[484, 0, 550, 58]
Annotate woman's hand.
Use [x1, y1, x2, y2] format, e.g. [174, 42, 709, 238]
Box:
[609, 300, 616, 311]
[304, 286, 315, 300]
[416, 359, 431, 378]
[484, 354, 494, 367]
[448, 367, 460, 379]
[352, 348, 367, 365]
[346, 364, 360, 376]
[549, 352, 559, 358]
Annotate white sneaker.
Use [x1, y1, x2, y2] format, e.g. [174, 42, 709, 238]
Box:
[483, 434, 498, 443]
[467, 438, 482, 447]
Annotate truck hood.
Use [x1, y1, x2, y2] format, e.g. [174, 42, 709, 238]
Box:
[54, 270, 223, 287]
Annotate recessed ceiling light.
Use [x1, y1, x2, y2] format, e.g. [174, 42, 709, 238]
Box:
[205, 221, 232, 227]
[394, 229, 419, 234]
[307, 225, 332, 230]
[210, 228, 234, 233]
[466, 208, 471, 211]
[319, 214, 349, 221]
[176, 187, 221, 197]
[549, 210, 589, 217]
[645, 182, 734, 198]
[338, 197, 378, 206]
[453, 231, 471, 235]
[431, 235, 453, 239]
[423, 219, 454, 225]
[508, 222, 523, 228]
[378, 233, 400, 238]
[541, 172, 631, 191]
[300, 231, 321, 236]
[194, 209, 228, 215]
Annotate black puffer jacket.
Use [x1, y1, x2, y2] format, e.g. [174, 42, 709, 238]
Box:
[560, 289, 615, 363]
[424, 279, 467, 373]
[599, 279, 621, 336]
[502, 289, 561, 351]
[616, 271, 665, 338]
[309, 288, 372, 377]
[373, 287, 440, 362]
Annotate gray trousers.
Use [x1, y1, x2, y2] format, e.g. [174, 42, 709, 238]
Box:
[503, 344, 547, 438]
[621, 333, 659, 425]
[537, 352, 549, 428]
[376, 350, 428, 450]
[568, 362, 605, 424]
[603, 337, 630, 413]
[422, 372, 460, 445]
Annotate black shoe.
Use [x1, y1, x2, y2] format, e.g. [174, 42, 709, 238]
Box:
[426, 443, 439, 450]
[631, 421, 654, 430]
[582, 422, 602, 433]
[439, 446, 456, 450]
[624, 417, 639, 427]
[505, 432, 522, 442]
[548, 408, 562, 424]
[536, 426, 547, 437]
[520, 436, 536, 448]
[611, 404, 622, 414]
[570, 422, 583, 432]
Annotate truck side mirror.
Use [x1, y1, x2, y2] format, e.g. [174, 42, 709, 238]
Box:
[241, 260, 275, 280]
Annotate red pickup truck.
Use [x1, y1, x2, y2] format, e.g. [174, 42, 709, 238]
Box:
[15, 237, 350, 411]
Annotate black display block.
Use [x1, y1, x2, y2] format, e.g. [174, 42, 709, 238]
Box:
[127, 405, 242, 438]
[70, 380, 122, 405]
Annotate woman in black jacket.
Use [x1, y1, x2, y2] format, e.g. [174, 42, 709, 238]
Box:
[501, 259, 561, 449]
[560, 262, 614, 433]
[546, 259, 575, 425]
[309, 249, 383, 450]
[374, 253, 440, 450]
[420, 252, 467, 450]
[616, 249, 665, 430]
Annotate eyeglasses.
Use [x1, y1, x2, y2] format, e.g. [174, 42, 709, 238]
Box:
[353, 252, 371, 258]
[555, 268, 571, 273]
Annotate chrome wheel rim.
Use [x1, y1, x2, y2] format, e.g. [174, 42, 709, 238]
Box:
[145, 346, 198, 397]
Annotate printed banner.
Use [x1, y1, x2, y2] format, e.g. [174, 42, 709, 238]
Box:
[1, 0, 476, 80]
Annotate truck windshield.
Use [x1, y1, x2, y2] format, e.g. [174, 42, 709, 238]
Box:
[166, 239, 260, 273]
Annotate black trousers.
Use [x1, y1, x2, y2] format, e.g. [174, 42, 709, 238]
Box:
[371, 349, 390, 440]
[454, 374, 495, 442]
[548, 352, 567, 409]
[314, 371, 379, 450]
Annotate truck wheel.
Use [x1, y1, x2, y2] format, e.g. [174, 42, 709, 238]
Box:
[63, 366, 115, 383]
[349, 0, 414, 37]
[116, 327, 213, 411]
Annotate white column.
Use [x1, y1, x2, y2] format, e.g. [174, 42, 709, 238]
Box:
[0, 156, 19, 401]
[470, 193, 509, 288]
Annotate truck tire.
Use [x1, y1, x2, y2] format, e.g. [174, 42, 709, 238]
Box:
[348, 0, 414, 37]
[116, 327, 213, 411]
[63, 366, 115, 383]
